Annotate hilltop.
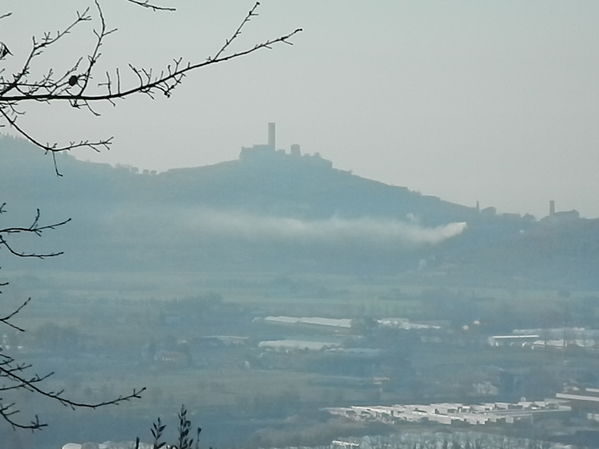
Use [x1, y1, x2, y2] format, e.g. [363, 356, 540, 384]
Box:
[1, 131, 598, 286]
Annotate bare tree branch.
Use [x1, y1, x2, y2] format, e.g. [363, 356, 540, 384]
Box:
[0, 1, 301, 159]
[0, 297, 31, 332]
[126, 0, 176, 12]
[0, 106, 112, 156]
[0, 0, 300, 432]
[0, 205, 145, 430]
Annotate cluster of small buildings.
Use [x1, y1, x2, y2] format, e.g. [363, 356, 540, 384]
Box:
[257, 315, 441, 353]
[326, 399, 570, 426]
[488, 327, 599, 351]
[258, 339, 341, 352]
[377, 318, 441, 330]
[261, 315, 441, 332]
[556, 386, 599, 422]
[262, 315, 353, 329]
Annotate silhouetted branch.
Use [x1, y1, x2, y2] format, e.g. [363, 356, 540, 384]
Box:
[0, 204, 147, 430]
[0, 297, 31, 332]
[126, 0, 176, 12]
[0, 207, 71, 258]
[0, 1, 301, 160]
[135, 406, 202, 449]
[0, 362, 146, 430]
[0, 0, 299, 433]
[0, 106, 112, 157]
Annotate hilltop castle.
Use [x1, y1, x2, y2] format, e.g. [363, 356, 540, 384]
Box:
[239, 122, 333, 170]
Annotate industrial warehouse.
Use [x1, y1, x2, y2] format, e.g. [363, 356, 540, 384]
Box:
[326, 399, 571, 426]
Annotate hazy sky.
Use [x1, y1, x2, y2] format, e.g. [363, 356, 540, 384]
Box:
[4, 1, 599, 218]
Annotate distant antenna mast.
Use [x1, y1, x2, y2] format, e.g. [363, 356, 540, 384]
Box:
[268, 122, 276, 149]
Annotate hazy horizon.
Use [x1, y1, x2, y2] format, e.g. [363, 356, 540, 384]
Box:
[3, 0, 599, 218]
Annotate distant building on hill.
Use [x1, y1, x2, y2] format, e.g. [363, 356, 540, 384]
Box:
[556, 387, 599, 411]
[240, 122, 333, 169]
[543, 200, 581, 221]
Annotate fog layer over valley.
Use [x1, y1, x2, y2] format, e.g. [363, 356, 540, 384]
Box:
[118, 207, 467, 246]
[3, 135, 599, 285]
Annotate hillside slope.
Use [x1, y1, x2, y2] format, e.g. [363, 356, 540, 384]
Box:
[2, 135, 597, 286]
